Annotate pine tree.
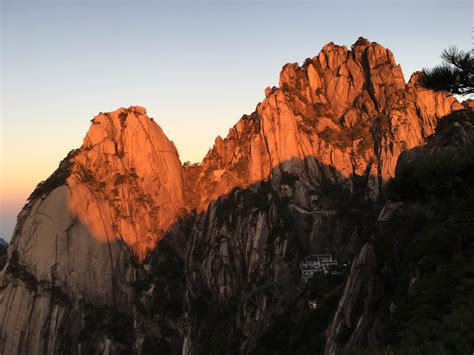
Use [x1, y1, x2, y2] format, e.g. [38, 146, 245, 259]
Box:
[421, 47, 473, 95]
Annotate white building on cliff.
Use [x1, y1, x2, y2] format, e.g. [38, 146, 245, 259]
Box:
[299, 254, 338, 283]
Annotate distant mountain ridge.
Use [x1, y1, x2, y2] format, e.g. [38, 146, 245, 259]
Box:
[0, 38, 470, 354]
[0, 238, 7, 271]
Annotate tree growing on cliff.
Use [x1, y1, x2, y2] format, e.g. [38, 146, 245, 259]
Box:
[421, 46, 473, 95]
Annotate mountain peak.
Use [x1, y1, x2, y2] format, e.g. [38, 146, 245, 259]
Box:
[191, 38, 462, 208]
[71, 106, 184, 259]
[352, 36, 371, 47]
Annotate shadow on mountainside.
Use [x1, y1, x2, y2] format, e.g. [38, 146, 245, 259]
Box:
[2, 109, 473, 355]
[125, 109, 474, 355]
[124, 148, 397, 354]
[2, 148, 384, 354]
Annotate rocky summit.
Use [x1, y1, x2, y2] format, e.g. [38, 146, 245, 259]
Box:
[0, 38, 472, 355]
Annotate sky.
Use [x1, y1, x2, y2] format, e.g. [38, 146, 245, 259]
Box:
[1, 0, 472, 240]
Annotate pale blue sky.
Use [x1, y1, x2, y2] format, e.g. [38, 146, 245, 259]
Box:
[1, 0, 472, 240]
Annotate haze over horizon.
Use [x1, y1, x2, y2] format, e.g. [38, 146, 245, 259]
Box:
[1, 0, 472, 240]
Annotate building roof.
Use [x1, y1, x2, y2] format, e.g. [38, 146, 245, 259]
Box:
[302, 254, 333, 262]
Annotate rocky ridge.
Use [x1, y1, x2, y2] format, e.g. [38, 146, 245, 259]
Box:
[188, 37, 461, 211]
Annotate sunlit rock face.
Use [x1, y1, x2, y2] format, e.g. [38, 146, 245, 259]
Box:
[0, 38, 464, 354]
[191, 37, 461, 209]
[69, 106, 184, 260]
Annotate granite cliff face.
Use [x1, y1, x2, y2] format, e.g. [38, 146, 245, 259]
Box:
[0, 38, 466, 354]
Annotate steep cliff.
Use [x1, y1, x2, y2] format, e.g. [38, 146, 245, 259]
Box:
[0, 38, 467, 354]
[249, 108, 474, 355]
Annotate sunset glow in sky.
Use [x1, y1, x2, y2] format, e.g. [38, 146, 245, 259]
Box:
[1, 0, 472, 240]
